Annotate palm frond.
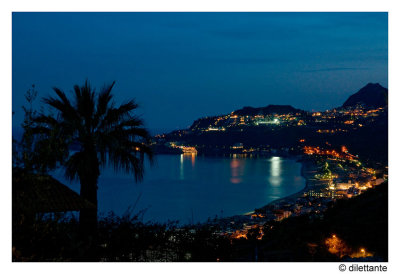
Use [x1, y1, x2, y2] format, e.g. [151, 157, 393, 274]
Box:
[43, 88, 80, 125]
[100, 100, 139, 129]
[75, 81, 96, 132]
[108, 147, 146, 182]
[97, 82, 115, 117]
[64, 151, 84, 181]
[32, 80, 153, 186]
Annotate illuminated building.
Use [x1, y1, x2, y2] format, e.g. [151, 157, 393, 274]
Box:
[231, 143, 244, 149]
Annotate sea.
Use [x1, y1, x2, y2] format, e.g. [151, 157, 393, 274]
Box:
[51, 154, 305, 224]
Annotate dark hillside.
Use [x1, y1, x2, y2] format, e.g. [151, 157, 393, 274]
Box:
[248, 183, 388, 261]
[342, 83, 388, 108]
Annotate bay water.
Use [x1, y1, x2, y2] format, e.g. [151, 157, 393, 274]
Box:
[52, 154, 305, 224]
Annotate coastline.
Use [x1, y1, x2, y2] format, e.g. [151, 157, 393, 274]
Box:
[217, 157, 323, 226]
[258, 158, 321, 211]
[241, 158, 324, 217]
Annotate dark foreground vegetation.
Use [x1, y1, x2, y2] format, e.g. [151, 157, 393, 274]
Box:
[13, 209, 230, 262]
[248, 182, 388, 262]
[12, 182, 387, 262]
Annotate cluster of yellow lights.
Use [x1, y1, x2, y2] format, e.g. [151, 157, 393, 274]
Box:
[251, 213, 265, 219]
[170, 143, 197, 154]
[206, 127, 226, 131]
[297, 120, 305, 126]
[230, 225, 264, 240]
[181, 146, 197, 154]
[231, 231, 247, 240]
[303, 146, 356, 161]
[365, 168, 375, 175]
[199, 106, 384, 133]
[316, 128, 348, 134]
[325, 234, 373, 258]
[317, 129, 335, 133]
[341, 107, 383, 117]
[303, 146, 340, 158]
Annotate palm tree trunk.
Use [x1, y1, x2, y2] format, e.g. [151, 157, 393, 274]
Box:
[78, 148, 100, 242]
[74, 148, 100, 260]
[79, 175, 98, 235]
[78, 173, 99, 260]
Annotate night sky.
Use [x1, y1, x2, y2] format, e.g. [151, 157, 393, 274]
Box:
[12, 12, 388, 133]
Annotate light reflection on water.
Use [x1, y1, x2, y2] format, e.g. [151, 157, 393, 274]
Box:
[269, 156, 282, 186]
[180, 153, 197, 180]
[179, 154, 184, 180]
[191, 153, 195, 168]
[230, 158, 245, 184]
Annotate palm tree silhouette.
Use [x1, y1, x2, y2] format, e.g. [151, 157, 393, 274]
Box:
[34, 80, 153, 235]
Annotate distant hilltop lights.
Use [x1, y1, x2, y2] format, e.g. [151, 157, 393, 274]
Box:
[185, 82, 387, 133]
[153, 103, 387, 163]
[206, 126, 226, 131]
[303, 145, 358, 162]
[153, 83, 387, 138]
[168, 142, 197, 154]
[184, 104, 385, 133]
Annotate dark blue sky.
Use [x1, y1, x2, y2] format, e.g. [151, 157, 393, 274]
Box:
[12, 12, 388, 132]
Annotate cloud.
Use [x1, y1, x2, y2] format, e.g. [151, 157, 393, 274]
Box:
[303, 67, 370, 72]
[213, 56, 288, 64]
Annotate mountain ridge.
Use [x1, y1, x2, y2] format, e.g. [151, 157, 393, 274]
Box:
[232, 104, 303, 116]
[185, 83, 388, 131]
[342, 83, 388, 108]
